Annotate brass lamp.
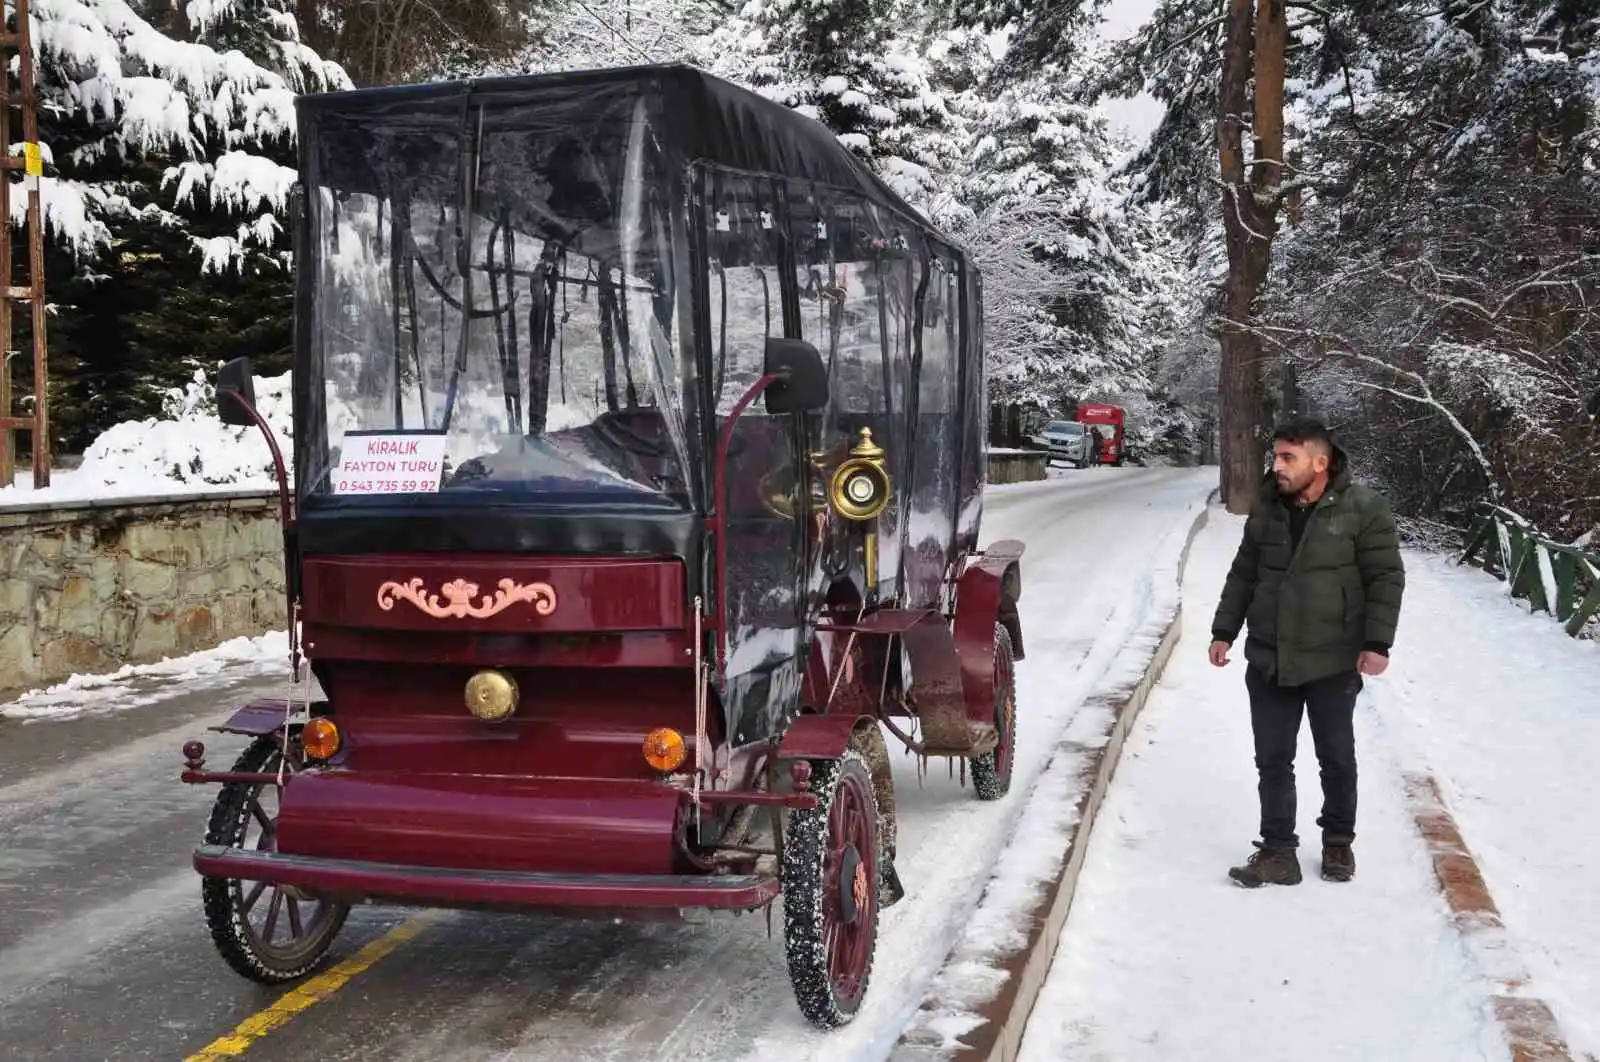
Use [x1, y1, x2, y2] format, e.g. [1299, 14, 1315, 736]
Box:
[828, 427, 893, 589]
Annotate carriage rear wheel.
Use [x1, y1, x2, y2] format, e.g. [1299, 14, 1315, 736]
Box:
[200, 735, 349, 983]
[970, 623, 1016, 801]
[782, 748, 879, 1029]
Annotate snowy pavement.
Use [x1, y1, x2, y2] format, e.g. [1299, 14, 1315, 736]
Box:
[1015, 508, 1600, 1062]
[1370, 551, 1600, 1057]
[0, 466, 1215, 1061]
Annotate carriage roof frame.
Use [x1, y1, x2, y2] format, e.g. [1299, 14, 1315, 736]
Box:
[292, 61, 954, 243]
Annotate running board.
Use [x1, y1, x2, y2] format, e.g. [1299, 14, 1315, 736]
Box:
[194, 845, 780, 912]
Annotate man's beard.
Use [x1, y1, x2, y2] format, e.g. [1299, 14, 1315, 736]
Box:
[1276, 472, 1311, 497]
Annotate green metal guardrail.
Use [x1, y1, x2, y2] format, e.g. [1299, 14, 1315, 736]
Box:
[1460, 503, 1600, 637]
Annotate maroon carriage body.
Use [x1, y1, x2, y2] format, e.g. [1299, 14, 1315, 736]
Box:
[183, 64, 1021, 1030]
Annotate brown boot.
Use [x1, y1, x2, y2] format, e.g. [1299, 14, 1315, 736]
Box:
[1228, 842, 1303, 888]
[1321, 843, 1355, 882]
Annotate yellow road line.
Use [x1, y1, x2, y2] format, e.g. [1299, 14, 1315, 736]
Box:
[184, 914, 437, 1061]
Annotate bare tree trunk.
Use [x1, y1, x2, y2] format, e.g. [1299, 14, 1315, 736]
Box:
[1216, 0, 1263, 512]
[1215, 0, 1287, 514]
[165, 0, 192, 40]
[298, 0, 325, 54]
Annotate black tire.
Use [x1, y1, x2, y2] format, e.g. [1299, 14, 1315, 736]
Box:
[970, 624, 1017, 801]
[782, 748, 880, 1029]
[201, 735, 349, 983]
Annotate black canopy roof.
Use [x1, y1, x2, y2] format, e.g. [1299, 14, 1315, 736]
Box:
[294, 62, 950, 244]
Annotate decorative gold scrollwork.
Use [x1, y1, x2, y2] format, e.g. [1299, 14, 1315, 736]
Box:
[376, 577, 557, 619]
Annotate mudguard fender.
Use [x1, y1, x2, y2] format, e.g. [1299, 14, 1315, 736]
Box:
[211, 699, 309, 738]
[777, 712, 877, 761]
[953, 540, 1025, 726]
[776, 711, 900, 876]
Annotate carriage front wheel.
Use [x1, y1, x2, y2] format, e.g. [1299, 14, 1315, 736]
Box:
[782, 748, 880, 1029]
[200, 734, 349, 983]
[970, 623, 1017, 801]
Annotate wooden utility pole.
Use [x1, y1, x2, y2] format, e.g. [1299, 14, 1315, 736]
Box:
[1215, 0, 1288, 513]
[0, 0, 49, 489]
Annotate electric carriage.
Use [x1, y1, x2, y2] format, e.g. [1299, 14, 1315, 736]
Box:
[179, 63, 1026, 1028]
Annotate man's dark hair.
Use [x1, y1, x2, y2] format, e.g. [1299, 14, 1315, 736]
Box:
[1271, 416, 1338, 461]
[1272, 416, 1334, 446]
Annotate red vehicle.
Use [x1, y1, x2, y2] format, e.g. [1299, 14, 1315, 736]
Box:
[1077, 402, 1127, 465]
[178, 65, 1025, 1030]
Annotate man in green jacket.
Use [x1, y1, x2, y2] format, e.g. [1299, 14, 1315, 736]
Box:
[1208, 417, 1405, 887]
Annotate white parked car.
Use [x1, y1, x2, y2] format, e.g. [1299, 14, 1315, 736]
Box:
[1031, 419, 1095, 468]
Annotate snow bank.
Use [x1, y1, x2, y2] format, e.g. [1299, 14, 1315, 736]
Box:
[1366, 551, 1600, 1056]
[0, 366, 293, 507]
[1, 630, 289, 721]
[898, 482, 1209, 1054]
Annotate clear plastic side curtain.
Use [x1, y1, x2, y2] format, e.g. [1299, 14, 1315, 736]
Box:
[703, 165, 807, 745]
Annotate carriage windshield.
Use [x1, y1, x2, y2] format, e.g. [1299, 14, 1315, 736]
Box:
[299, 89, 694, 505]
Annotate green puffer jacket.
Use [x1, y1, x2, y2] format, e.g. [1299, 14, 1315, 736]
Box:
[1211, 450, 1406, 687]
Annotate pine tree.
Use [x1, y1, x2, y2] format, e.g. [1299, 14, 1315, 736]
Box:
[709, 0, 959, 204]
[15, 0, 348, 450]
[1262, 0, 1600, 530]
[951, 63, 1190, 424]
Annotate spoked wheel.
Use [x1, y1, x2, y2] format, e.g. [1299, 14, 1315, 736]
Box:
[970, 623, 1017, 801]
[782, 748, 880, 1029]
[200, 735, 349, 983]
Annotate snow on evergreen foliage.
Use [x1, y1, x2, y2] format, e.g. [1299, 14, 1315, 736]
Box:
[943, 66, 1192, 431]
[20, 0, 347, 268]
[503, 0, 720, 73]
[708, 0, 956, 205]
[506, 0, 1196, 445]
[12, 0, 1207, 476]
[703, 7, 1195, 438]
[1091, 0, 1600, 525]
[72, 365, 295, 488]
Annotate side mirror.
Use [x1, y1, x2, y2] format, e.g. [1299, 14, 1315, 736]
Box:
[217, 356, 257, 427]
[763, 337, 829, 415]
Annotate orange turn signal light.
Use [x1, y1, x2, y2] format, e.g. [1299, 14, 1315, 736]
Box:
[642, 727, 687, 773]
[301, 717, 341, 761]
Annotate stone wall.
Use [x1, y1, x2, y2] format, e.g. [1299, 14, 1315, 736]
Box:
[1, 491, 285, 696]
[986, 449, 1049, 485]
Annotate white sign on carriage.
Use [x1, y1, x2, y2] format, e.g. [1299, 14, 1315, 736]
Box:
[332, 433, 448, 494]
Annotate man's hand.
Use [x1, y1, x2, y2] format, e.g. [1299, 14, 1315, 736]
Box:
[1208, 640, 1232, 667]
[1358, 650, 1389, 676]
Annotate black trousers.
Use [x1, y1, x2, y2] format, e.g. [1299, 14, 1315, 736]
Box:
[1244, 665, 1362, 849]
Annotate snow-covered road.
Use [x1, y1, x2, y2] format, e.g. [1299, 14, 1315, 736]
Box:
[1015, 508, 1600, 1062]
[0, 466, 1215, 1062]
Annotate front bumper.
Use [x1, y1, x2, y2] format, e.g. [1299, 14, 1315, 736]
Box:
[193, 845, 780, 912]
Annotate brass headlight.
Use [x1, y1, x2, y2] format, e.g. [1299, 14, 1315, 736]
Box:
[828, 426, 892, 521]
[464, 669, 519, 722]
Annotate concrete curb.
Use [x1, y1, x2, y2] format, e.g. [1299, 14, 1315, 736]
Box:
[895, 489, 1218, 1062]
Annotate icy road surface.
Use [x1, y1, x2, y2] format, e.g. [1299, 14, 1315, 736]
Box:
[0, 466, 1213, 1062]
